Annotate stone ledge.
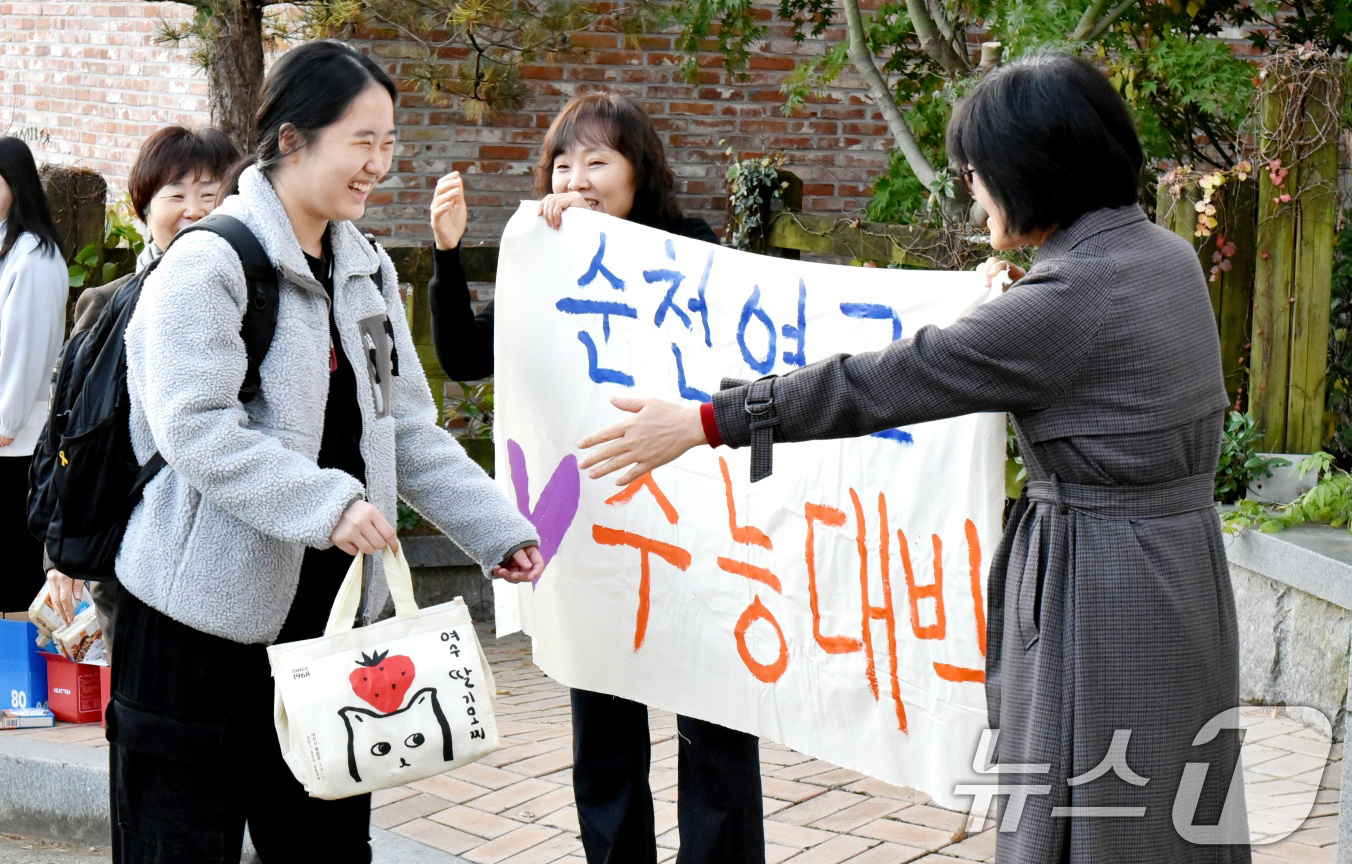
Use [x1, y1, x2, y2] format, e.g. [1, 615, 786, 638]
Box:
[401, 533, 475, 568]
[1223, 522, 1352, 610]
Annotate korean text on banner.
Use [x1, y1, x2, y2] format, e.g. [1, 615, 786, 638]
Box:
[492, 202, 1004, 809]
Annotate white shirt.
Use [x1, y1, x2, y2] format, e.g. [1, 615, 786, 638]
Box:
[0, 222, 68, 455]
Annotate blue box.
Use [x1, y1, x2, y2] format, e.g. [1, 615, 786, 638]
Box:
[0, 620, 48, 711]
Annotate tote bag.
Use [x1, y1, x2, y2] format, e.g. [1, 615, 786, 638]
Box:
[267, 547, 500, 799]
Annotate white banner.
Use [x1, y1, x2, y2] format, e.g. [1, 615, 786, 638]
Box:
[492, 202, 1004, 808]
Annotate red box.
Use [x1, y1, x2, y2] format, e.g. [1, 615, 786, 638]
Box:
[41, 653, 102, 724]
[100, 665, 111, 728]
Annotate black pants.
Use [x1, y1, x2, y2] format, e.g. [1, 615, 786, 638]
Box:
[570, 688, 765, 864]
[0, 455, 44, 612]
[107, 546, 371, 864]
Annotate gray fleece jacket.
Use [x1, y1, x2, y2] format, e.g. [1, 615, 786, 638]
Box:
[120, 166, 536, 644]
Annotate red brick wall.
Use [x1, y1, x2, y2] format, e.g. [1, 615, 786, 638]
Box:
[2, 2, 896, 245]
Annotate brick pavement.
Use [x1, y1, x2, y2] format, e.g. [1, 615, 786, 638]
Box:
[8, 625, 1344, 864]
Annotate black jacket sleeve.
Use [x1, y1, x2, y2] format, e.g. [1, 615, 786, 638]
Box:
[429, 246, 495, 380]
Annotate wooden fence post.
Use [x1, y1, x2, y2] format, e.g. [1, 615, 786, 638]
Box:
[1155, 176, 1257, 409]
[1250, 54, 1343, 453]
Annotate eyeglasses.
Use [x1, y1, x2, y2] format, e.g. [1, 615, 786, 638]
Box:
[954, 164, 975, 196]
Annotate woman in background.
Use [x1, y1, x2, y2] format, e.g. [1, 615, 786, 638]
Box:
[0, 137, 67, 612]
[44, 125, 239, 642]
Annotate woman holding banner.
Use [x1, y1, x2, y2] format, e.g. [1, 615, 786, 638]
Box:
[577, 54, 1248, 863]
[431, 91, 766, 864]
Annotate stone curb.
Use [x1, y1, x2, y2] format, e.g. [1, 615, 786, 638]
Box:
[0, 731, 470, 863]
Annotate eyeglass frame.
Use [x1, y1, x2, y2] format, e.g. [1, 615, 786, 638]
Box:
[953, 164, 976, 196]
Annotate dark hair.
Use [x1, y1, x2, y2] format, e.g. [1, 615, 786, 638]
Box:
[946, 52, 1144, 238]
[0, 137, 61, 261]
[221, 40, 397, 195]
[128, 126, 239, 221]
[533, 91, 682, 230]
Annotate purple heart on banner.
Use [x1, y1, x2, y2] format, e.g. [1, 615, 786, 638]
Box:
[507, 439, 581, 586]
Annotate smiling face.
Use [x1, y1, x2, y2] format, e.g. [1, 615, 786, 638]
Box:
[144, 172, 221, 251]
[551, 144, 637, 220]
[271, 83, 396, 246]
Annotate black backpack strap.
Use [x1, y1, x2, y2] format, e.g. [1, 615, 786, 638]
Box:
[171, 214, 279, 404]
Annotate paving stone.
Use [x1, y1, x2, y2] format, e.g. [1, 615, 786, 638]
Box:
[780, 833, 877, 863]
[497, 832, 582, 863]
[430, 804, 522, 839]
[391, 817, 483, 855]
[407, 773, 491, 804]
[762, 776, 831, 804]
[801, 767, 868, 787]
[371, 792, 453, 829]
[847, 841, 930, 864]
[538, 805, 580, 834]
[762, 820, 840, 850]
[893, 803, 967, 833]
[855, 817, 952, 851]
[940, 827, 998, 861]
[843, 777, 933, 804]
[809, 796, 906, 833]
[371, 785, 419, 808]
[771, 789, 869, 826]
[466, 778, 561, 814]
[461, 824, 562, 864]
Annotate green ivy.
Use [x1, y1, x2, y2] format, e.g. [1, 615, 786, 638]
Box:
[724, 146, 789, 251]
[1222, 452, 1352, 535]
[68, 203, 143, 290]
[1215, 411, 1289, 504]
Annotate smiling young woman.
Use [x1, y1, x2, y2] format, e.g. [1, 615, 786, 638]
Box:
[107, 40, 543, 864]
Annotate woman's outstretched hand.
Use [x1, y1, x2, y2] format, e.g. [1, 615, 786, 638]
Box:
[979, 257, 1026, 290]
[577, 397, 707, 486]
[493, 546, 544, 583]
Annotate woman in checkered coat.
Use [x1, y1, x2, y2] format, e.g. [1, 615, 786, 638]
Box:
[576, 52, 1250, 863]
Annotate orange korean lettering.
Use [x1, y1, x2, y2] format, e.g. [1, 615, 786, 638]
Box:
[899, 529, 946, 641]
[805, 502, 860, 655]
[734, 595, 789, 683]
[605, 472, 678, 524]
[933, 518, 986, 683]
[592, 526, 692, 651]
[855, 489, 906, 733]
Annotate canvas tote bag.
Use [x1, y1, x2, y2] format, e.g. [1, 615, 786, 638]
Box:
[267, 546, 500, 799]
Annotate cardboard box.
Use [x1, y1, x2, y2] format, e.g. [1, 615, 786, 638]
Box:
[41, 652, 101, 724]
[2, 707, 54, 729]
[0, 620, 48, 712]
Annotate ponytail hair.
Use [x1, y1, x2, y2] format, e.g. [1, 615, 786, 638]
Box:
[220, 40, 397, 196]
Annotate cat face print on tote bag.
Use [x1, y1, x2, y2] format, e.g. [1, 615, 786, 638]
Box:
[339, 687, 454, 782]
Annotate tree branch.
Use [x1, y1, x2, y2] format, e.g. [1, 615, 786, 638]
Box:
[904, 0, 968, 75]
[842, 0, 935, 190]
[1078, 0, 1138, 42]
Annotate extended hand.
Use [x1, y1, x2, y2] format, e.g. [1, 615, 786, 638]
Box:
[577, 396, 707, 486]
[979, 257, 1026, 290]
[430, 171, 468, 251]
[0, 436, 12, 447]
[331, 500, 399, 557]
[493, 546, 544, 583]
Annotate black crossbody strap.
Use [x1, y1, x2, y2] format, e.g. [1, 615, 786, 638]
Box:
[720, 375, 780, 482]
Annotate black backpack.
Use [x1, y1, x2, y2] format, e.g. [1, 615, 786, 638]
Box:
[26, 214, 279, 580]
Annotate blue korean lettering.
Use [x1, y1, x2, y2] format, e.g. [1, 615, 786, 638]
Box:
[578, 233, 625, 290]
[737, 286, 776, 375]
[671, 344, 711, 403]
[781, 279, 807, 367]
[840, 303, 903, 342]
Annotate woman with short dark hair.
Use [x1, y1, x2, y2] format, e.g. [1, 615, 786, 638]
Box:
[43, 125, 240, 642]
[577, 53, 1249, 863]
[0, 136, 66, 612]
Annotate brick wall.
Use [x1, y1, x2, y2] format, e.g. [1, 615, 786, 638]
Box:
[1, 2, 897, 245]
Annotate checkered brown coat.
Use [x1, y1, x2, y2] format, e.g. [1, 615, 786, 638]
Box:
[713, 205, 1250, 863]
